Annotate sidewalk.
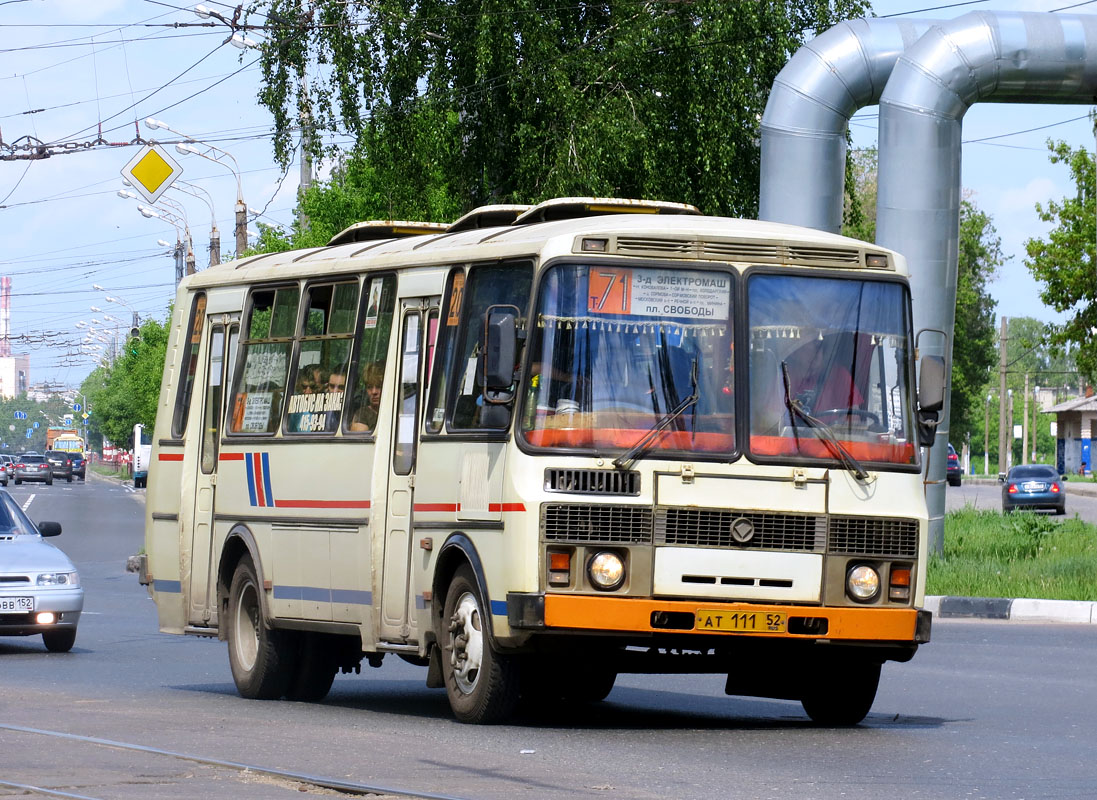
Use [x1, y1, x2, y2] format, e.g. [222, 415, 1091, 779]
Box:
[926, 595, 1097, 624]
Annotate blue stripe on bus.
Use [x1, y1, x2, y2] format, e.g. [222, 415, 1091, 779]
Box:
[244, 454, 257, 506]
[261, 451, 274, 507]
[331, 589, 372, 605]
[490, 599, 507, 616]
[272, 585, 372, 605]
[154, 579, 182, 593]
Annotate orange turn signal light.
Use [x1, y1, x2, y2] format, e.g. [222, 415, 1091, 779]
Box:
[549, 552, 571, 571]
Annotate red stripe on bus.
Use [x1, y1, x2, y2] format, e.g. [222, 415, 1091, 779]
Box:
[158, 453, 184, 461]
[219, 453, 245, 461]
[490, 502, 526, 512]
[252, 453, 265, 507]
[414, 503, 460, 512]
[274, 499, 371, 509]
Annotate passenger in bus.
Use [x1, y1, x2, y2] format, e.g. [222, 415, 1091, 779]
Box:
[287, 366, 327, 432]
[349, 362, 385, 432]
[323, 368, 347, 432]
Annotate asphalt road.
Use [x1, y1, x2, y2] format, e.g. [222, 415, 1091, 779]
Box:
[2, 475, 1096, 799]
[945, 479, 1097, 523]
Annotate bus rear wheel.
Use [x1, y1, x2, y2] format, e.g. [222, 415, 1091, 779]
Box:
[226, 556, 295, 700]
[800, 659, 881, 726]
[440, 566, 520, 724]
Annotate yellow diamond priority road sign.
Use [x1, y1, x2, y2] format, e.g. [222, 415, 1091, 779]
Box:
[121, 144, 183, 203]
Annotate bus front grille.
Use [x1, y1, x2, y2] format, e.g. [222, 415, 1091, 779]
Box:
[544, 468, 640, 496]
[541, 503, 653, 544]
[654, 508, 825, 552]
[828, 516, 918, 557]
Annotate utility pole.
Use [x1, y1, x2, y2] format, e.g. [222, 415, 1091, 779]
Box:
[1032, 385, 1039, 462]
[1022, 372, 1030, 464]
[174, 241, 185, 284]
[997, 316, 1009, 475]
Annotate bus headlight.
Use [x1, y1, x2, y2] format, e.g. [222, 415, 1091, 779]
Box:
[846, 565, 880, 602]
[588, 552, 625, 591]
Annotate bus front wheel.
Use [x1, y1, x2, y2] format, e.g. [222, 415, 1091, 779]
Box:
[440, 566, 520, 724]
[800, 659, 881, 726]
[226, 556, 295, 700]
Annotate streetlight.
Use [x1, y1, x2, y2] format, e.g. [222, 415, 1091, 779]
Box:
[135, 203, 194, 282]
[176, 179, 219, 266]
[145, 117, 247, 256]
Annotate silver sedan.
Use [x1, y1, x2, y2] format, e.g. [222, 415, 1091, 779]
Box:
[0, 490, 82, 652]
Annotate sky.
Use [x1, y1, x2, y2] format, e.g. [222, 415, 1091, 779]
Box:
[1, 0, 1096, 393]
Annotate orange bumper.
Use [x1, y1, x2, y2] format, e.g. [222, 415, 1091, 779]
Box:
[543, 594, 920, 642]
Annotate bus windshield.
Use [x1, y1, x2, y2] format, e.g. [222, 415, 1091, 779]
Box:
[521, 263, 736, 455]
[747, 273, 916, 467]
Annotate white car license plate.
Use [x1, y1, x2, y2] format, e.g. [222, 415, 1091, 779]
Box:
[0, 596, 33, 613]
[1021, 481, 1045, 492]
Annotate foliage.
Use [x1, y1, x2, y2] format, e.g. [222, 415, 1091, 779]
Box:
[931, 508, 1097, 600]
[1025, 138, 1097, 385]
[248, 0, 871, 232]
[950, 198, 1002, 447]
[79, 318, 169, 448]
[0, 394, 79, 453]
[842, 147, 877, 243]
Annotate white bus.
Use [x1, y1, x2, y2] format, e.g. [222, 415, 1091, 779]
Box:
[143, 198, 944, 725]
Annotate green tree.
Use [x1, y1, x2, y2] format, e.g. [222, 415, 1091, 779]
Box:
[950, 198, 1002, 448]
[250, 0, 870, 225]
[1025, 138, 1097, 384]
[81, 318, 169, 448]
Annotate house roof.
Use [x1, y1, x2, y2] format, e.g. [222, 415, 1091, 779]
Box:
[1046, 395, 1097, 413]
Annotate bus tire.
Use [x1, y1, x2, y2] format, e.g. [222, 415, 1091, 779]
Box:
[441, 565, 520, 724]
[226, 556, 295, 700]
[286, 632, 338, 702]
[800, 660, 880, 726]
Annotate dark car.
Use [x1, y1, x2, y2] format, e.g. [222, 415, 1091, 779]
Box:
[1002, 464, 1065, 515]
[14, 455, 53, 486]
[947, 443, 961, 486]
[69, 453, 86, 480]
[44, 451, 73, 483]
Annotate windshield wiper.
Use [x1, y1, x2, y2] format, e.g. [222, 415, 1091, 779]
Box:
[780, 361, 870, 482]
[613, 359, 698, 471]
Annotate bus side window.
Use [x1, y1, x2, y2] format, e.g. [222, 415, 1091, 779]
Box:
[449, 263, 532, 430]
[171, 293, 206, 438]
[228, 286, 299, 434]
[285, 280, 359, 434]
[345, 275, 397, 434]
[424, 268, 464, 433]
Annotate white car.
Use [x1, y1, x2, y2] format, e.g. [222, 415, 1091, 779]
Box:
[0, 490, 82, 652]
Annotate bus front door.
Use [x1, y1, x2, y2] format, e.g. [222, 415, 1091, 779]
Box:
[380, 299, 436, 642]
[188, 321, 237, 626]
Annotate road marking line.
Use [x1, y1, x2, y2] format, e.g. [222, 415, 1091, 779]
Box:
[21, 494, 35, 511]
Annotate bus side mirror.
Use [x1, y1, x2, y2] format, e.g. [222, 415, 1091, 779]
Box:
[480, 306, 518, 393]
[916, 355, 945, 447]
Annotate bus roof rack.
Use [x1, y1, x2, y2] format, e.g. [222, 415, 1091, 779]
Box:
[328, 220, 449, 247]
[513, 197, 701, 225]
[446, 204, 533, 233]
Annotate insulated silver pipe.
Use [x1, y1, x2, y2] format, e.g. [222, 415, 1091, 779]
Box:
[877, 10, 1097, 553]
[759, 17, 939, 232]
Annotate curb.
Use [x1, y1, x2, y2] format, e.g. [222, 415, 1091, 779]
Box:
[925, 595, 1097, 624]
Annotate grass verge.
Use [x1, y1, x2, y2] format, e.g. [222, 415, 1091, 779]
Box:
[930, 508, 1097, 601]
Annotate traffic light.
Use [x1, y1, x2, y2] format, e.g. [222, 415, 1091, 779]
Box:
[129, 326, 141, 355]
